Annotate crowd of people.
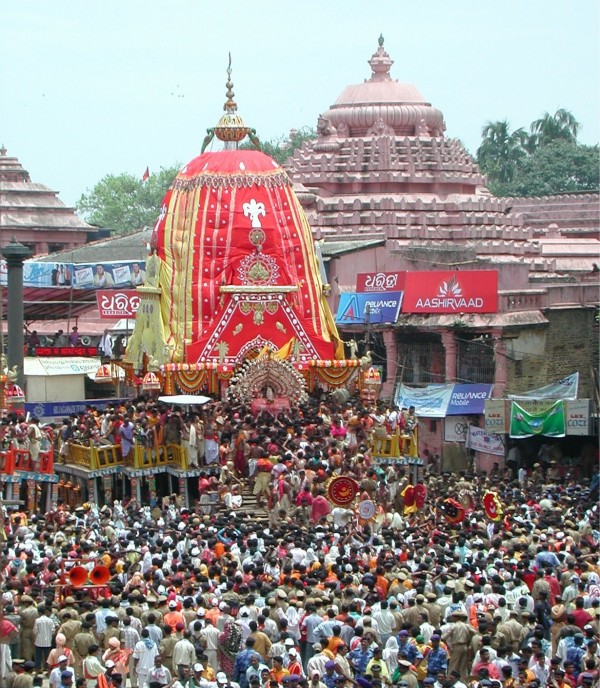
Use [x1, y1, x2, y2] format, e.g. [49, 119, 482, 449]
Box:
[0, 395, 598, 688]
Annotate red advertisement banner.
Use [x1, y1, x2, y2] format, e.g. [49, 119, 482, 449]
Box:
[96, 290, 140, 319]
[356, 271, 405, 292]
[402, 270, 498, 313]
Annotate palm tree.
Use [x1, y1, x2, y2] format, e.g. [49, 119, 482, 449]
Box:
[476, 120, 528, 183]
[530, 108, 580, 148]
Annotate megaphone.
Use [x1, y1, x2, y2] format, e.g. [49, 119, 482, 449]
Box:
[68, 566, 88, 588]
[89, 566, 110, 586]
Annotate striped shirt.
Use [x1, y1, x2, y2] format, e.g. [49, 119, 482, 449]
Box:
[34, 616, 55, 647]
[121, 626, 140, 650]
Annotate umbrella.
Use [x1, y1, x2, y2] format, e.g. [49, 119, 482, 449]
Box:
[157, 394, 212, 406]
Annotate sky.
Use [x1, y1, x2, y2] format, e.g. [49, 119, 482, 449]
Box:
[1, 1, 598, 209]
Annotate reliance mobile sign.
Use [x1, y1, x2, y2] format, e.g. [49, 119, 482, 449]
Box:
[336, 291, 403, 325]
[402, 270, 498, 314]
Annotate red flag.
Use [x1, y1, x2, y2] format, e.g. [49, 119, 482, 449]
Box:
[142, 166, 149, 181]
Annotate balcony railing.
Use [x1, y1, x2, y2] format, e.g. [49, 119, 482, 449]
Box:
[63, 442, 189, 471]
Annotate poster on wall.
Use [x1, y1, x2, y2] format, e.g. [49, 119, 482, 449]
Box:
[444, 416, 470, 442]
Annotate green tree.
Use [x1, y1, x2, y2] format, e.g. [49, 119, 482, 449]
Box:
[489, 140, 599, 196]
[77, 165, 180, 234]
[530, 108, 580, 148]
[240, 126, 316, 165]
[476, 120, 527, 183]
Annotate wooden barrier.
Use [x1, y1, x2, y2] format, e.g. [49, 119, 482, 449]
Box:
[133, 444, 188, 470]
[370, 427, 419, 459]
[66, 443, 98, 470]
[0, 446, 54, 474]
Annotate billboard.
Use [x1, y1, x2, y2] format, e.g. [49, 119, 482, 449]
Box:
[356, 272, 406, 293]
[402, 270, 498, 314]
[335, 291, 403, 325]
[0, 260, 146, 289]
[96, 290, 141, 319]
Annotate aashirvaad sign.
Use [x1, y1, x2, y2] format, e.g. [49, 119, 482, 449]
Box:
[402, 270, 498, 314]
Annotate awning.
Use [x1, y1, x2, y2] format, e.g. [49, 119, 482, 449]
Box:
[2, 286, 98, 321]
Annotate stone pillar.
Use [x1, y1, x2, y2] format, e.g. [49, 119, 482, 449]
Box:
[381, 329, 398, 399]
[492, 328, 507, 397]
[441, 330, 457, 383]
[2, 238, 32, 388]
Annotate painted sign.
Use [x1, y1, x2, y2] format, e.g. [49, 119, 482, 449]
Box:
[509, 400, 566, 438]
[466, 426, 505, 456]
[96, 290, 141, 319]
[446, 384, 493, 415]
[402, 270, 498, 313]
[507, 372, 579, 401]
[565, 399, 590, 435]
[356, 272, 406, 293]
[35, 346, 98, 357]
[336, 291, 403, 325]
[484, 399, 508, 433]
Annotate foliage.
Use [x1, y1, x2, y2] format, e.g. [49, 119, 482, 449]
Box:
[477, 120, 527, 183]
[530, 108, 580, 149]
[489, 141, 600, 197]
[477, 108, 599, 197]
[240, 126, 316, 165]
[77, 165, 180, 234]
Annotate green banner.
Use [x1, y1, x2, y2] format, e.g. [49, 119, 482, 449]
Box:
[509, 400, 566, 438]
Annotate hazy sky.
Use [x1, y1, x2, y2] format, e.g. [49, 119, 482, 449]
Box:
[1, 1, 598, 208]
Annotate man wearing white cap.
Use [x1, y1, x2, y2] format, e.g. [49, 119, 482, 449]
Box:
[50, 655, 73, 688]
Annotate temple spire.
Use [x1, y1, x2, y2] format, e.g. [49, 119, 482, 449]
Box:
[367, 35, 394, 82]
[201, 54, 261, 152]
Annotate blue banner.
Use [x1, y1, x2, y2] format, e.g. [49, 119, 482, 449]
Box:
[25, 398, 128, 420]
[336, 291, 403, 325]
[446, 384, 493, 415]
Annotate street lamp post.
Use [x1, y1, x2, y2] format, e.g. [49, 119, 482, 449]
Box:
[2, 237, 32, 389]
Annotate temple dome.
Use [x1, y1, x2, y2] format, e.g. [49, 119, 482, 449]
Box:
[322, 37, 445, 138]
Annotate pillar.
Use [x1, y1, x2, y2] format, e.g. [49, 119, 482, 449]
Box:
[2, 238, 33, 388]
[178, 474, 189, 508]
[492, 328, 507, 397]
[381, 329, 398, 400]
[441, 330, 457, 383]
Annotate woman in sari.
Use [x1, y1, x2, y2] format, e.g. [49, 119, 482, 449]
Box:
[218, 618, 242, 676]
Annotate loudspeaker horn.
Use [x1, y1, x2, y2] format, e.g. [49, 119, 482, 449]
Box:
[68, 566, 88, 587]
[89, 565, 110, 586]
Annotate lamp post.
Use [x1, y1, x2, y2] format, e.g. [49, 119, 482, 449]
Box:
[2, 237, 32, 388]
